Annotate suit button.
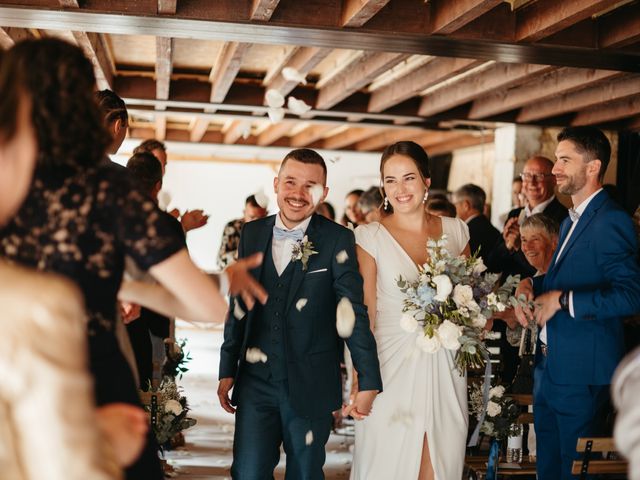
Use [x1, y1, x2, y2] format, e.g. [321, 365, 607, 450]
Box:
[275, 312, 280, 317]
[277, 283, 283, 288]
[273, 325, 280, 331]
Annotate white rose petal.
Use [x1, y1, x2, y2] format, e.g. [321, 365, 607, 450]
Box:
[452, 284, 474, 308]
[253, 189, 269, 209]
[487, 293, 498, 306]
[496, 301, 506, 312]
[487, 401, 502, 417]
[309, 184, 324, 207]
[472, 313, 487, 329]
[165, 399, 183, 416]
[287, 96, 312, 116]
[437, 320, 463, 351]
[400, 313, 419, 333]
[489, 385, 505, 398]
[267, 107, 285, 123]
[157, 190, 172, 211]
[265, 89, 285, 108]
[245, 348, 268, 364]
[432, 274, 453, 302]
[282, 67, 307, 85]
[336, 250, 349, 264]
[336, 297, 356, 338]
[296, 298, 308, 311]
[305, 430, 314, 445]
[473, 258, 488, 275]
[416, 332, 441, 353]
[233, 302, 245, 320]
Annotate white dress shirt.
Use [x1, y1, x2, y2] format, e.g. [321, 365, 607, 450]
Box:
[273, 213, 312, 276]
[519, 195, 557, 225]
[540, 188, 602, 344]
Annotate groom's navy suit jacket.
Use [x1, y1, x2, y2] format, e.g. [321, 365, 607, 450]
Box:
[533, 190, 640, 385]
[219, 213, 382, 418]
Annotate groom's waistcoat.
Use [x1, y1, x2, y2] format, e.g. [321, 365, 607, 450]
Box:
[244, 242, 294, 381]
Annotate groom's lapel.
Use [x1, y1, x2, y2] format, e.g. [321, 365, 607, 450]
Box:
[284, 214, 323, 314]
[251, 215, 276, 283]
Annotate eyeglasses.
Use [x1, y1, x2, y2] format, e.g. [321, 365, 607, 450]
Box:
[520, 172, 554, 183]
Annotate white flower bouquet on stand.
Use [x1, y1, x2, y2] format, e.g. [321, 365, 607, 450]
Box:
[397, 235, 520, 374]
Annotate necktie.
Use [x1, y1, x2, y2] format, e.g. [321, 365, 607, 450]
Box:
[273, 226, 304, 242]
[568, 208, 580, 223]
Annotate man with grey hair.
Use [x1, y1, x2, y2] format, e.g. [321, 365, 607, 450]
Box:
[453, 183, 501, 264]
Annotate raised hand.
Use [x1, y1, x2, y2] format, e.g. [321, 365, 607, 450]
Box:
[503, 217, 521, 251]
[225, 252, 268, 309]
[181, 209, 209, 232]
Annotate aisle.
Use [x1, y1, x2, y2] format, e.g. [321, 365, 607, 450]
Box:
[164, 322, 354, 479]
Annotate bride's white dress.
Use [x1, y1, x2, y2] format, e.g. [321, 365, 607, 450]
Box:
[351, 218, 470, 480]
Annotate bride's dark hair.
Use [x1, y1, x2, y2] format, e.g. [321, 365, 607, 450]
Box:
[379, 141, 431, 212]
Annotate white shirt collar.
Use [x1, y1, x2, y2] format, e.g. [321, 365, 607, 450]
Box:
[275, 212, 312, 234]
[574, 188, 603, 216]
[524, 195, 556, 217]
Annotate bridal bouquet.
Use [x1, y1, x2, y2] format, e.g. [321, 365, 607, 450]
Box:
[397, 235, 520, 373]
[469, 383, 521, 441]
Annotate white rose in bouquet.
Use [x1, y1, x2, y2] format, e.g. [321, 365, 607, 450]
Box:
[487, 400, 502, 417]
[472, 257, 488, 275]
[400, 312, 419, 333]
[487, 292, 507, 312]
[438, 320, 463, 351]
[432, 274, 453, 302]
[452, 284, 474, 308]
[489, 385, 505, 398]
[416, 332, 441, 353]
[165, 399, 183, 416]
[472, 313, 487, 329]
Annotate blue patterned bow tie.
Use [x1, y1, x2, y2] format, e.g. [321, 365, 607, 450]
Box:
[568, 208, 580, 223]
[273, 226, 304, 242]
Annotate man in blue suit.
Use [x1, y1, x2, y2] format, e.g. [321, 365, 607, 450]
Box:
[516, 126, 640, 479]
[217, 148, 382, 479]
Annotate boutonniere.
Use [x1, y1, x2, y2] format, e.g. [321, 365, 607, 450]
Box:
[291, 235, 318, 271]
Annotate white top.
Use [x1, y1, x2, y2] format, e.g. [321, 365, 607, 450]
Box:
[272, 213, 312, 275]
[522, 195, 556, 223]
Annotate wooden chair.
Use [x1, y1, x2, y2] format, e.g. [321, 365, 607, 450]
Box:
[571, 437, 628, 479]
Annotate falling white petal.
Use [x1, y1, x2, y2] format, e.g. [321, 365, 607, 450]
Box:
[296, 298, 308, 311]
[282, 66, 307, 85]
[245, 348, 268, 363]
[336, 297, 356, 338]
[310, 184, 324, 207]
[157, 191, 172, 211]
[265, 89, 285, 108]
[305, 430, 314, 445]
[267, 107, 285, 123]
[336, 250, 349, 264]
[287, 96, 312, 116]
[233, 302, 245, 320]
[254, 189, 269, 209]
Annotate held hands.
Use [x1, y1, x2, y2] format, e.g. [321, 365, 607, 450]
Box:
[225, 252, 268, 309]
[119, 302, 141, 324]
[514, 278, 562, 328]
[342, 390, 378, 421]
[217, 377, 236, 414]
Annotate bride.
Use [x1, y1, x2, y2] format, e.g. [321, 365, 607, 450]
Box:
[351, 141, 470, 480]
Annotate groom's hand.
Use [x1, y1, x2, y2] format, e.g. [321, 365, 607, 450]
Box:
[342, 390, 377, 421]
[217, 377, 236, 414]
[514, 278, 535, 327]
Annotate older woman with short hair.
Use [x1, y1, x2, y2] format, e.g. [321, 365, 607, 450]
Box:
[520, 213, 559, 275]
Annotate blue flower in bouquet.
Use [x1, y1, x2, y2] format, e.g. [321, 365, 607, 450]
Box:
[416, 284, 436, 308]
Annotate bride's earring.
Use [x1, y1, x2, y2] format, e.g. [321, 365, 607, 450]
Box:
[423, 190, 429, 203]
[384, 196, 389, 210]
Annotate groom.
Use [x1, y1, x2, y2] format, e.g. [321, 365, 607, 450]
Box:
[218, 148, 382, 479]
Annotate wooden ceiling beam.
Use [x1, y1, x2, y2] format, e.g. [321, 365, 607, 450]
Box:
[257, 122, 292, 146]
[58, 0, 79, 6]
[469, 68, 622, 119]
[427, 132, 494, 156]
[341, 0, 391, 27]
[155, 115, 167, 141]
[72, 31, 113, 90]
[223, 119, 252, 144]
[599, 4, 640, 48]
[209, 42, 252, 103]
[413, 130, 471, 148]
[572, 94, 640, 126]
[0, 27, 33, 49]
[266, 47, 332, 97]
[158, 0, 178, 15]
[316, 51, 409, 110]
[190, 117, 211, 142]
[516, 0, 619, 42]
[155, 37, 173, 101]
[429, 0, 502, 34]
[517, 74, 640, 123]
[368, 57, 480, 113]
[290, 124, 334, 147]
[251, 0, 281, 21]
[419, 63, 552, 117]
[355, 128, 424, 151]
[323, 127, 379, 150]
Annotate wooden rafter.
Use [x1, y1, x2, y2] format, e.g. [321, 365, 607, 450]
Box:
[599, 5, 640, 48]
[223, 120, 251, 144]
[572, 94, 640, 126]
[414, 130, 471, 148]
[342, 0, 391, 27]
[157, 0, 178, 15]
[368, 57, 480, 113]
[516, 0, 620, 42]
[419, 63, 552, 117]
[316, 52, 409, 110]
[58, 0, 79, 6]
[266, 47, 332, 97]
[257, 122, 291, 146]
[428, 133, 494, 156]
[429, 0, 503, 34]
[209, 42, 252, 103]
[469, 68, 622, 119]
[155, 115, 167, 141]
[323, 127, 379, 150]
[155, 37, 173, 101]
[290, 124, 334, 147]
[355, 128, 424, 151]
[72, 31, 113, 90]
[0, 27, 33, 49]
[251, 0, 281, 21]
[190, 117, 210, 142]
[518, 74, 640, 123]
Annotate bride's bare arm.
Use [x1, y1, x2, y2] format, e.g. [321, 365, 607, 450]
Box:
[356, 245, 377, 332]
[461, 242, 471, 258]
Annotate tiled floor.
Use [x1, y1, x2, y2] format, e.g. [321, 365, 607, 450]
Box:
[165, 322, 354, 479]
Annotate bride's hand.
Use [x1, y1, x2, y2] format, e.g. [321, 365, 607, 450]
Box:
[342, 390, 378, 421]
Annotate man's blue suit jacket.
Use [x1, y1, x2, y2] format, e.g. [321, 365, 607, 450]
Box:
[533, 190, 640, 386]
[219, 213, 383, 418]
